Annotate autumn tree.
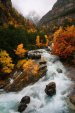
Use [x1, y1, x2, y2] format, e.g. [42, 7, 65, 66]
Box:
[36, 35, 40, 47]
[0, 50, 14, 74]
[23, 59, 39, 76]
[16, 59, 26, 69]
[52, 26, 75, 61]
[14, 43, 27, 58]
[53, 27, 63, 39]
[45, 35, 49, 46]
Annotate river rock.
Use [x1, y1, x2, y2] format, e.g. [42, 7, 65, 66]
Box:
[45, 82, 56, 96]
[28, 50, 41, 59]
[45, 47, 52, 52]
[39, 65, 47, 70]
[18, 96, 30, 112]
[20, 96, 30, 104]
[39, 61, 46, 65]
[18, 103, 27, 112]
[57, 68, 62, 73]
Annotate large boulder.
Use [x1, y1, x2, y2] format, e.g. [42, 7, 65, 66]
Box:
[28, 50, 41, 59]
[20, 96, 30, 104]
[18, 96, 30, 112]
[18, 103, 27, 112]
[45, 82, 56, 96]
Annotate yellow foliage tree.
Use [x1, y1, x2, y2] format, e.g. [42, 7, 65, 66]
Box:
[45, 35, 49, 46]
[0, 50, 14, 74]
[36, 35, 41, 47]
[14, 43, 27, 58]
[23, 59, 39, 76]
[54, 27, 63, 40]
[16, 59, 26, 69]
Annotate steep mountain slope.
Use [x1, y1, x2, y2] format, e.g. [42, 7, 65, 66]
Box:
[0, 0, 36, 30]
[39, 0, 75, 28]
[0, 0, 38, 61]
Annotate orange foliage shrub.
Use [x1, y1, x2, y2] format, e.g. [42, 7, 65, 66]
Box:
[14, 43, 27, 58]
[52, 26, 75, 59]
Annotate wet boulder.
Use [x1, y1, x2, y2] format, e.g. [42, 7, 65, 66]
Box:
[45, 82, 56, 96]
[39, 65, 47, 71]
[18, 96, 30, 112]
[18, 103, 27, 112]
[57, 68, 62, 73]
[28, 50, 41, 59]
[45, 47, 52, 52]
[39, 61, 46, 65]
[20, 96, 30, 104]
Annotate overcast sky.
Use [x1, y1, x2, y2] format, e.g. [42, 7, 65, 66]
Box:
[11, 0, 57, 18]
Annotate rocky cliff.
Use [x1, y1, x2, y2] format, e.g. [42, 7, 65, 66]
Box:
[39, 0, 75, 28]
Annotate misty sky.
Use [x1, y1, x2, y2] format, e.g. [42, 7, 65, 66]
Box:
[11, 0, 57, 18]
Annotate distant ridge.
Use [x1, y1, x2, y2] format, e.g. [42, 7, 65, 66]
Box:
[39, 0, 75, 28]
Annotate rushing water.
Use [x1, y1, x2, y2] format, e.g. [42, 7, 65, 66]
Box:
[0, 49, 73, 113]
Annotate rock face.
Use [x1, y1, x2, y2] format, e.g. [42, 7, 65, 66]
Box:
[39, 0, 75, 28]
[18, 96, 30, 112]
[45, 82, 56, 96]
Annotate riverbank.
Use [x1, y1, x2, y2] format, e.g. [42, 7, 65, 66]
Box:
[0, 49, 47, 92]
[62, 63, 75, 110]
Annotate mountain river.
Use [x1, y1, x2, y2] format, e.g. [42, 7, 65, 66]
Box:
[0, 49, 74, 113]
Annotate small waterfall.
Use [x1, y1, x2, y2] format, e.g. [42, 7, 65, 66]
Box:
[0, 49, 73, 113]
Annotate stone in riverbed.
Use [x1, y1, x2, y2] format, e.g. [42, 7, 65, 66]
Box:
[28, 50, 41, 59]
[18, 103, 27, 112]
[57, 68, 62, 73]
[20, 96, 30, 104]
[39, 61, 46, 65]
[18, 96, 30, 112]
[45, 82, 56, 96]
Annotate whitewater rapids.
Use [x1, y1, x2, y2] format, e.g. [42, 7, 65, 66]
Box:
[0, 49, 73, 113]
